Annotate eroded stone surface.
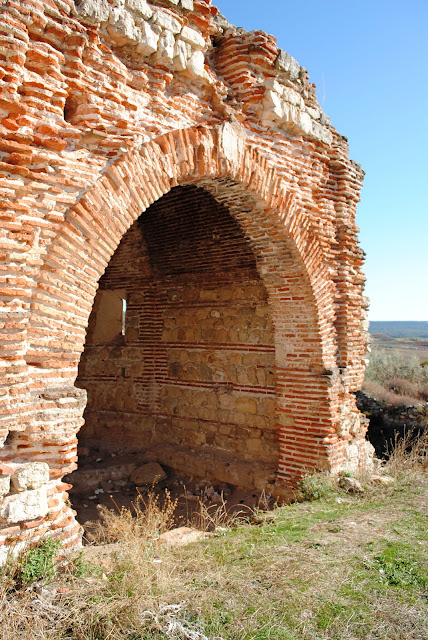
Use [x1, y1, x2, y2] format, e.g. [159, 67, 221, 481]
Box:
[11, 463, 50, 493]
[0, 477, 10, 498]
[0, 488, 49, 525]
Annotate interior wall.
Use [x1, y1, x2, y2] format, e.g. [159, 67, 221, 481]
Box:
[76, 185, 278, 488]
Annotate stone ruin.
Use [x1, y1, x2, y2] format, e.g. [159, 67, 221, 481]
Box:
[0, 0, 373, 557]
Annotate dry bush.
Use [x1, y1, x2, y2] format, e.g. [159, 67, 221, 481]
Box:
[363, 348, 428, 406]
[386, 377, 419, 397]
[419, 382, 428, 402]
[384, 429, 428, 478]
[191, 493, 254, 532]
[88, 489, 177, 546]
[0, 489, 224, 639]
[365, 349, 428, 386]
[362, 379, 420, 406]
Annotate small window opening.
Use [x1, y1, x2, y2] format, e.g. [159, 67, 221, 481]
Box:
[122, 297, 127, 336]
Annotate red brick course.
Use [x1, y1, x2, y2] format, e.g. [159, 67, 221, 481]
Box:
[0, 0, 371, 554]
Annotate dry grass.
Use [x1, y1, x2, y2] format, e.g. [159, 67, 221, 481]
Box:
[87, 489, 178, 545]
[383, 428, 428, 479]
[364, 348, 428, 406]
[1, 444, 427, 640]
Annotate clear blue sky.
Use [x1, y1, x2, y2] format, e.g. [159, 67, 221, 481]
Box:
[214, 0, 428, 321]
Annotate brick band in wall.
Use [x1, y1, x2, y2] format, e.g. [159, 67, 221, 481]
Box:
[0, 0, 372, 556]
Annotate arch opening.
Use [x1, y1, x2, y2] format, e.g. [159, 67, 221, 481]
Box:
[72, 185, 279, 511]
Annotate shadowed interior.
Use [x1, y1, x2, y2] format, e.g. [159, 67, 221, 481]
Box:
[76, 185, 279, 489]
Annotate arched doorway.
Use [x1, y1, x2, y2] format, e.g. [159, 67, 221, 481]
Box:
[75, 185, 279, 491]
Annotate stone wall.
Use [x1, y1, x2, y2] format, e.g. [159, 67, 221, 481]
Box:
[0, 0, 372, 557]
[77, 185, 278, 488]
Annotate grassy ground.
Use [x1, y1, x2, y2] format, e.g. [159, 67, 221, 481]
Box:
[1, 457, 427, 640]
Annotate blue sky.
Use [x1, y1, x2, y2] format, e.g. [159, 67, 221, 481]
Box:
[214, 1, 428, 321]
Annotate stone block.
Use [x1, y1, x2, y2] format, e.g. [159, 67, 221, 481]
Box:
[275, 49, 300, 81]
[264, 89, 284, 120]
[298, 111, 312, 135]
[125, 0, 153, 21]
[0, 488, 48, 524]
[108, 10, 140, 46]
[130, 462, 167, 485]
[153, 10, 181, 34]
[311, 121, 333, 145]
[339, 476, 364, 494]
[235, 397, 257, 414]
[11, 463, 49, 493]
[155, 30, 175, 64]
[371, 475, 395, 486]
[180, 0, 194, 10]
[0, 476, 10, 497]
[283, 87, 304, 109]
[179, 26, 205, 49]
[76, 0, 109, 24]
[159, 527, 208, 547]
[186, 49, 206, 79]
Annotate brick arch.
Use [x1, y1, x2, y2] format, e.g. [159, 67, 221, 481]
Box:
[26, 123, 342, 492]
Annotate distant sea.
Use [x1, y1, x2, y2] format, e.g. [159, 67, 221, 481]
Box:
[369, 321, 428, 339]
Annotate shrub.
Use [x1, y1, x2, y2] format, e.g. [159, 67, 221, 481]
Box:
[362, 380, 420, 407]
[384, 429, 428, 478]
[297, 471, 336, 501]
[1, 537, 62, 593]
[363, 348, 428, 406]
[365, 349, 428, 386]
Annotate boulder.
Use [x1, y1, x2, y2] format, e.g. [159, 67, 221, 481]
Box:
[339, 476, 364, 494]
[159, 527, 208, 547]
[371, 475, 395, 486]
[130, 462, 167, 486]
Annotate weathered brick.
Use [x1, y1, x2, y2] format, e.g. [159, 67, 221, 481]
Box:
[0, 0, 371, 556]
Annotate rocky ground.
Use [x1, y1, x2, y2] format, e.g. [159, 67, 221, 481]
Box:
[64, 451, 270, 537]
[358, 391, 428, 458]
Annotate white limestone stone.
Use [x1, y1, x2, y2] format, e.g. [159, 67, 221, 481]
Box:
[180, 26, 205, 49]
[108, 10, 141, 46]
[311, 121, 333, 145]
[155, 30, 175, 63]
[130, 462, 167, 485]
[275, 49, 300, 81]
[125, 0, 152, 20]
[186, 49, 206, 78]
[306, 106, 321, 121]
[11, 462, 49, 493]
[0, 476, 10, 497]
[174, 39, 191, 71]
[264, 89, 284, 120]
[283, 86, 304, 108]
[76, 0, 109, 24]
[265, 78, 283, 94]
[180, 0, 194, 10]
[136, 21, 160, 56]
[298, 111, 312, 135]
[220, 121, 246, 166]
[152, 9, 181, 34]
[0, 487, 48, 524]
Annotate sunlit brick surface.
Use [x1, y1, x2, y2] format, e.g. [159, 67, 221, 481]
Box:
[0, 0, 372, 555]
